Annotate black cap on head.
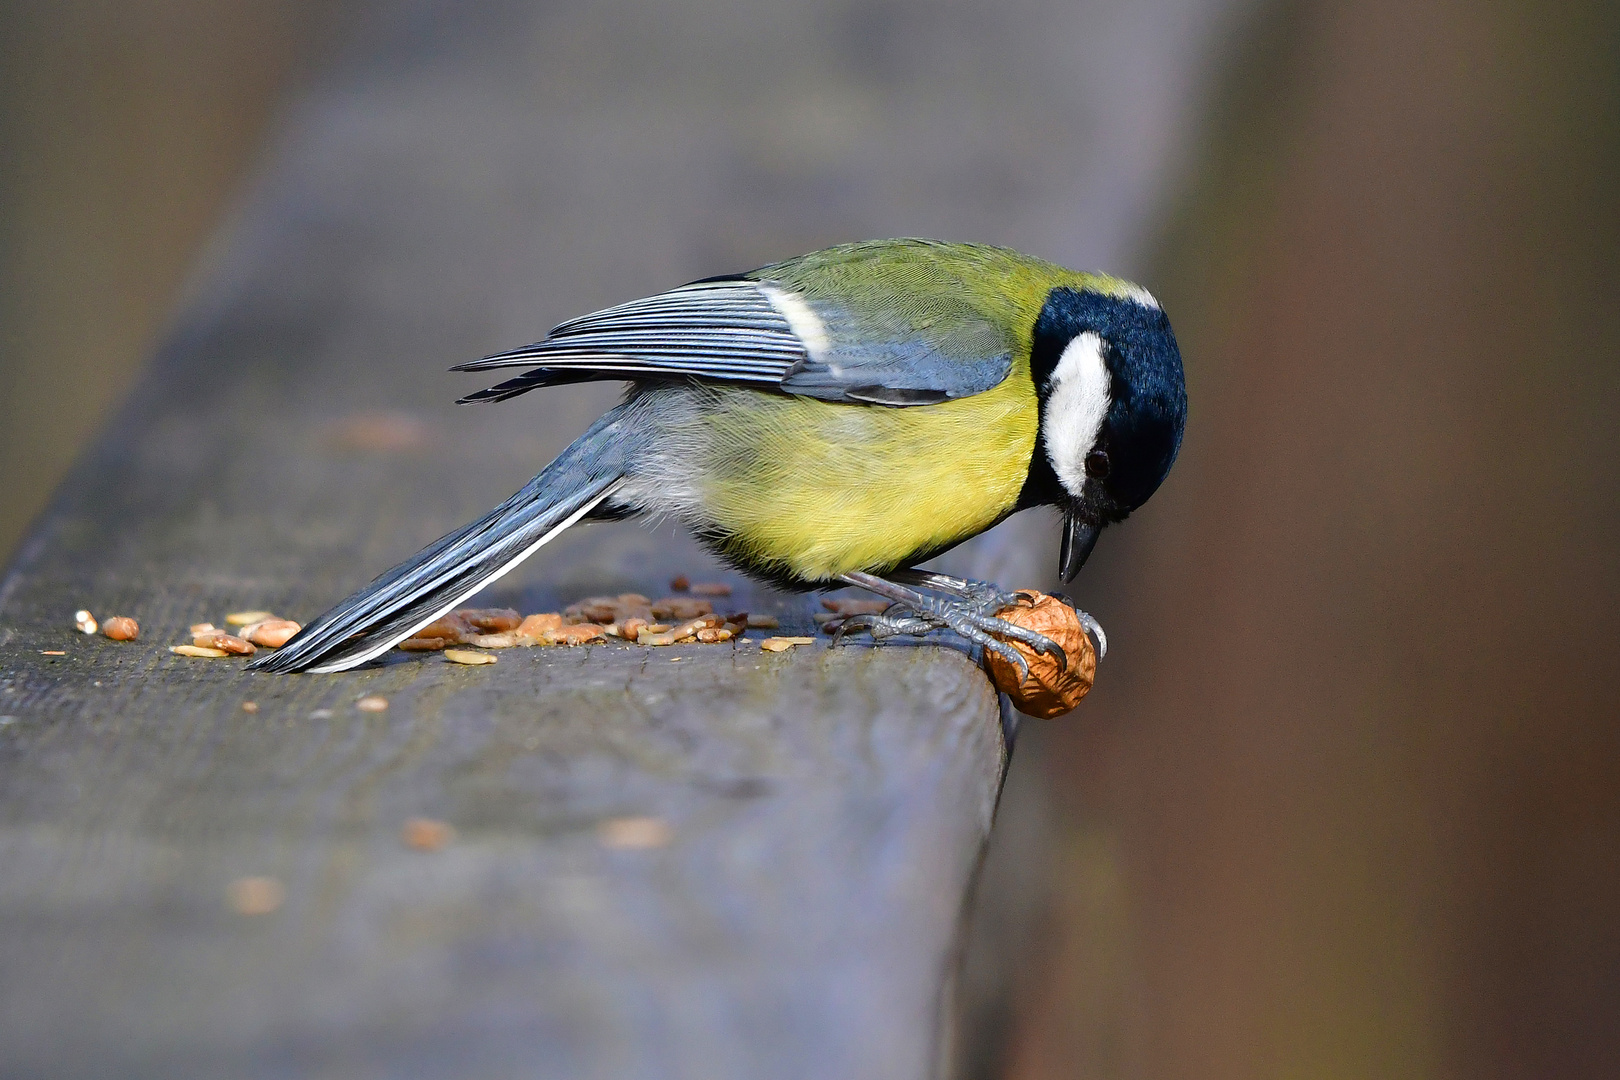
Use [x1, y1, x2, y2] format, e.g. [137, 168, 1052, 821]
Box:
[1026, 284, 1187, 575]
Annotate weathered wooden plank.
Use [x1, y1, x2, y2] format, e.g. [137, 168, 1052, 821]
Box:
[0, 6, 1008, 1078]
[0, 0, 1236, 1074]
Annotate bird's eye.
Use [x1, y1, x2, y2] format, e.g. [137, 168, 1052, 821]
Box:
[1084, 450, 1110, 479]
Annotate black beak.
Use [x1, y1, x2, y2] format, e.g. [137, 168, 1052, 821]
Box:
[1059, 515, 1100, 582]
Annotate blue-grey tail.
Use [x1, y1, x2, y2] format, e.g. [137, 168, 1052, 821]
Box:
[251, 403, 642, 673]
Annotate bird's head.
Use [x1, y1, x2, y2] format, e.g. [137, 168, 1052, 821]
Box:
[1028, 281, 1187, 580]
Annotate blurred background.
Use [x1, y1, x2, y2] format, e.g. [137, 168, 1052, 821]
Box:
[1, 1, 1615, 1078]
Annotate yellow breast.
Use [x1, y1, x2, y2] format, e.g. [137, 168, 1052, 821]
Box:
[684, 375, 1037, 581]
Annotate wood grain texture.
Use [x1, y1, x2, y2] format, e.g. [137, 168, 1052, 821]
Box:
[0, 2, 1014, 1074]
[0, 0, 1245, 1072]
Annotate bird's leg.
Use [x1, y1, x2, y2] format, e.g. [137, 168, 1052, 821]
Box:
[887, 570, 1108, 660]
[833, 571, 1067, 679]
[887, 569, 1026, 611]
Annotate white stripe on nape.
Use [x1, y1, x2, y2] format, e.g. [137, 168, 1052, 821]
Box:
[1042, 332, 1111, 498]
[1119, 283, 1161, 310]
[759, 283, 830, 358]
[304, 483, 620, 673]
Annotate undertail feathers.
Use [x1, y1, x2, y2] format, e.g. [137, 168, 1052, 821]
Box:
[252, 402, 643, 673]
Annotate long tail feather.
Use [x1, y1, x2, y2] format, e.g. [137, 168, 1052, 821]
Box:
[252, 402, 642, 673]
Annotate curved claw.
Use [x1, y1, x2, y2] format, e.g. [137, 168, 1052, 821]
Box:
[983, 636, 1032, 682]
[983, 617, 1068, 672]
[1077, 612, 1108, 660]
[1046, 592, 1108, 661]
[828, 615, 861, 647]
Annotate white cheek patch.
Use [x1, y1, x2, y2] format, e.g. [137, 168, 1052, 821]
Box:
[1042, 332, 1111, 497]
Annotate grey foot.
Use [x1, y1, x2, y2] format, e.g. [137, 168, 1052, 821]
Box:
[832, 570, 1069, 681]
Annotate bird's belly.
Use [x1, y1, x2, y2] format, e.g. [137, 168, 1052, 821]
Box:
[623, 382, 1037, 582]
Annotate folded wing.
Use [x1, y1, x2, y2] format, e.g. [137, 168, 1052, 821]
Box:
[455, 275, 1013, 407]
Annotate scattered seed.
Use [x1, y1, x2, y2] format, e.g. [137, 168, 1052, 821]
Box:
[669, 574, 690, 592]
[402, 817, 456, 851]
[399, 635, 455, 652]
[597, 815, 673, 850]
[193, 630, 254, 655]
[102, 616, 139, 641]
[468, 631, 520, 648]
[759, 636, 816, 652]
[225, 610, 274, 626]
[650, 596, 713, 620]
[444, 648, 496, 665]
[541, 624, 606, 646]
[642, 613, 724, 646]
[453, 607, 521, 633]
[356, 696, 389, 712]
[565, 594, 652, 625]
[189, 622, 217, 636]
[746, 614, 780, 629]
[242, 618, 300, 648]
[688, 582, 733, 597]
[695, 627, 733, 643]
[171, 645, 228, 658]
[402, 614, 474, 651]
[241, 701, 259, 713]
[74, 610, 97, 635]
[228, 876, 285, 915]
[514, 612, 564, 643]
[41, 650, 66, 656]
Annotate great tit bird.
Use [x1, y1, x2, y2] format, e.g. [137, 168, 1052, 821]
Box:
[253, 239, 1186, 674]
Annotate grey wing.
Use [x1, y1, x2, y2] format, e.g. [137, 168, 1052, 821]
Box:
[455, 278, 1013, 407]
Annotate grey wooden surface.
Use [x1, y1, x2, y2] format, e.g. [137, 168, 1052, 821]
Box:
[0, 0, 1234, 1075]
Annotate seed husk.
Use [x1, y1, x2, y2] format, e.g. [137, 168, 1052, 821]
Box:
[453, 607, 521, 633]
[541, 624, 606, 646]
[399, 635, 455, 651]
[228, 876, 284, 915]
[650, 596, 713, 620]
[101, 616, 139, 641]
[402, 817, 456, 851]
[639, 613, 721, 646]
[444, 648, 497, 665]
[514, 613, 564, 642]
[759, 636, 815, 652]
[225, 610, 274, 626]
[189, 622, 217, 636]
[597, 815, 673, 850]
[565, 595, 652, 625]
[356, 695, 389, 712]
[400, 614, 473, 651]
[695, 627, 733, 643]
[74, 610, 97, 635]
[193, 630, 254, 655]
[243, 618, 300, 648]
[468, 631, 520, 648]
[171, 644, 229, 658]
